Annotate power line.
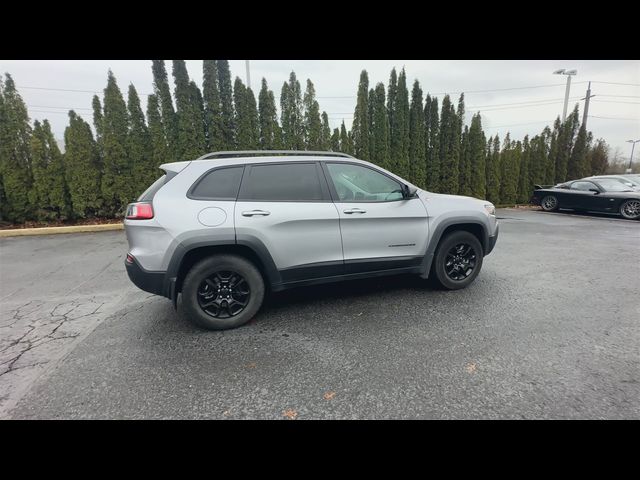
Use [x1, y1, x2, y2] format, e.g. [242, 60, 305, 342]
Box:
[590, 81, 640, 87]
[466, 96, 582, 109]
[591, 99, 640, 105]
[588, 115, 640, 121]
[598, 95, 640, 99]
[28, 104, 92, 111]
[484, 120, 552, 129]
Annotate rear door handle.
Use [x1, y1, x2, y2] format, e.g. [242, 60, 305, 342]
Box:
[343, 208, 366, 214]
[241, 210, 271, 217]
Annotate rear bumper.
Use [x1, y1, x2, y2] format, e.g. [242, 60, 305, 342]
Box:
[125, 256, 166, 296]
[486, 224, 499, 255]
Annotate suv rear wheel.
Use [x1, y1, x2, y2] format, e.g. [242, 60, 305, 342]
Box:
[182, 254, 265, 330]
[430, 231, 484, 290]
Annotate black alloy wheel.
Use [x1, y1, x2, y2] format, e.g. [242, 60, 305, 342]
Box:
[197, 270, 250, 318]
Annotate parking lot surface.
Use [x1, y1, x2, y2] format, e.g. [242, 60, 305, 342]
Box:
[1, 208, 639, 419]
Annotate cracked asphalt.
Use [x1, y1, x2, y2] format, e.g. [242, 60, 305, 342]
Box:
[1, 208, 639, 419]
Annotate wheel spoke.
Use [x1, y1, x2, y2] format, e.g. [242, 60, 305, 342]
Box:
[197, 270, 251, 319]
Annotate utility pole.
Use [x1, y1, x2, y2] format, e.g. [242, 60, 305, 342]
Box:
[245, 60, 251, 90]
[553, 69, 577, 122]
[627, 139, 640, 173]
[581, 81, 595, 129]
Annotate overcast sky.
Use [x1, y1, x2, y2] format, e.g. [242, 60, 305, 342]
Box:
[1, 60, 638, 159]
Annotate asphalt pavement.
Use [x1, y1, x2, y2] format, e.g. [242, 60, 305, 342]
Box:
[1, 208, 639, 419]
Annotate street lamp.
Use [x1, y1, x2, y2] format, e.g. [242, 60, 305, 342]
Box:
[627, 139, 640, 173]
[553, 68, 578, 122]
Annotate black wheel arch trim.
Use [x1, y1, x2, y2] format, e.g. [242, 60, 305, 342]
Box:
[419, 217, 493, 278]
[164, 234, 282, 303]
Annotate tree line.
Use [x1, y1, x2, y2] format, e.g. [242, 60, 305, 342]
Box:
[0, 61, 611, 223]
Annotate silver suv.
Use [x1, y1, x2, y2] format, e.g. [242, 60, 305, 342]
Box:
[124, 151, 499, 330]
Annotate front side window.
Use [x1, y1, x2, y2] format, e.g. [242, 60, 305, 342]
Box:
[238, 163, 324, 201]
[326, 163, 403, 202]
[190, 166, 244, 199]
[570, 181, 598, 191]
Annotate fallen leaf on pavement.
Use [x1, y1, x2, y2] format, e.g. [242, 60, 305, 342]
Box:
[247, 362, 257, 368]
[323, 391, 336, 400]
[466, 363, 477, 373]
[283, 409, 298, 419]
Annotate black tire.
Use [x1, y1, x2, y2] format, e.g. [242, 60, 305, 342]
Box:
[182, 254, 265, 330]
[540, 195, 559, 212]
[430, 231, 484, 290]
[619, 199, 640, 220]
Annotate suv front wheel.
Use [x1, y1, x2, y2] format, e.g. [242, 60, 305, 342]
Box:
[430, 231, 484, 290]
[182, 254, 265, 330]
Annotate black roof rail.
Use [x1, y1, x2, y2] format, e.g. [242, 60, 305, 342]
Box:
[196, 150, 356, 160]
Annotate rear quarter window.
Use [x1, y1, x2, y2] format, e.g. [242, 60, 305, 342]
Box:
[138, 172, 176, 201]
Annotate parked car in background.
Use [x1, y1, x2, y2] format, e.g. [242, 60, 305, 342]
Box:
[531, 178, 640, 220]
[582, 175, 640, 190]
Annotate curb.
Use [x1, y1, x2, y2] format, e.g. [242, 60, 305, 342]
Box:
[0, 223, 124, 238]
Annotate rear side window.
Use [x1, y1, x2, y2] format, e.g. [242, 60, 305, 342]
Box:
[238, 163, 324, 201]
[189, 166, 244, 200]
[138, 172, 176, 201]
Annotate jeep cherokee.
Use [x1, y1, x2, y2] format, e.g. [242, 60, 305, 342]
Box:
[124, 151, 499, 330]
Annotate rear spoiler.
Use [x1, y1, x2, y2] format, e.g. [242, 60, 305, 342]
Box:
[534, 184, 555, 190]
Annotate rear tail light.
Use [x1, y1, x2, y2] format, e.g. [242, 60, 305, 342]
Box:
[126, 202, 154, 220]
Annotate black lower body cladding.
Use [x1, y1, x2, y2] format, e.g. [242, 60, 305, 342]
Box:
[125, 257, 165, 296]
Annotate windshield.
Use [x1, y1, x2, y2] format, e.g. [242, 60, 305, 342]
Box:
[596, 178, 634, 192]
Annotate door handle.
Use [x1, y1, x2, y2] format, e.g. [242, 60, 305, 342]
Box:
[343, 208, 366, 214]
[241, 210, 271, 217]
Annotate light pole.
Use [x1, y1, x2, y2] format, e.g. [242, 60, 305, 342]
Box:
[553, 68, 577, 122]
[627, 139, 640, 173]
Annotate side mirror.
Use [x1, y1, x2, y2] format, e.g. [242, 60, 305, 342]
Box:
[402, 184, 417, 198]
[589, 188, 600, 194]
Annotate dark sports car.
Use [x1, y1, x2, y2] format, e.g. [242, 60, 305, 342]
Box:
[531, 178, 640, 220]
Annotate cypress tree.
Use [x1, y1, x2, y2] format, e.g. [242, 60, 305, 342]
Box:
[387, 68, 397, 171]
[258, 78, 281, 150]
[554, 106, 580, 182]
[127, 84, 153, 196]
[459, 125, 471, 196]
[567, 125, 589, 179]
[368, 88, 376, 160]
[280, 72, 304, 150]
[29, 120, 51, 220]
[408, 80, 426, 187]
[0, 74, 33, 222]
[588, 139, 609, 175]
[29, 120, 70, 220]
[439, 95, 460, 194]
[217, 60, 235, 149]
[499, 135, 521, 204]
[352, 70, 370, 160]
[64, 111, 101, 218]
[517, 135, 531, 203]
[172, 61, 206, 160]
[425, 95, 440, 191]
[371, 83, 390, 170]
[203, 60, 223, 151]
[233, 77, 259, 149]
[147, 94, 170, 169]
[340, 121, 353, 155]
[468, 113, 486, 199]
[486, 135, 501, 204]
[330, 127, 340, 151]
[321, 112, 331, 151]
[303, 79, 322, 150]
[100, 70, 131, 216]
[151, 60, 178, 158]
[92, 95, 104, 149]
[394, 68, 410, 178]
